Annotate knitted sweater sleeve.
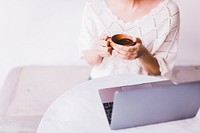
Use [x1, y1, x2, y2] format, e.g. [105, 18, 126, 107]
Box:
[77, 1, 98, 58]
[152, 1, 180, 76]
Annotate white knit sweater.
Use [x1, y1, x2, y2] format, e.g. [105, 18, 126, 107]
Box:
[78, 0, 180, 79]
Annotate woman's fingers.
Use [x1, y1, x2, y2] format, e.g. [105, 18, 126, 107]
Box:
[96, 45, 112, 57]
[96, 34, 113, 57]
[98, 34, 111, 47]
[115, 51, 136, 60]
[113, 44, 139, 52]
[113, 43, 141, 60]
[100, 34, 109, 40]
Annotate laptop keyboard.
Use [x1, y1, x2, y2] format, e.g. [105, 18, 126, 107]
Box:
[103, 102, 113, 124]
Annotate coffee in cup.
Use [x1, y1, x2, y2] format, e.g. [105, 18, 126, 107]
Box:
[108, 34, 136, 47]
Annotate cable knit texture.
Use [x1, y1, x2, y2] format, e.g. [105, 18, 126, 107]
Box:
[78, 0, 180, 79]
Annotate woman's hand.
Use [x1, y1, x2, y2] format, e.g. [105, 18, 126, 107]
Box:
[113, 37, 161, 75]
[113, 38, 146, 60]
[81, 34, 112, 66]
[95, 34, 113, 58]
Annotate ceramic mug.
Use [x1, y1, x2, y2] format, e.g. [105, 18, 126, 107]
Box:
[107, 34, 136, 47]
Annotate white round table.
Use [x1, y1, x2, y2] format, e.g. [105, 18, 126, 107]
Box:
[37, 74, 200, 133]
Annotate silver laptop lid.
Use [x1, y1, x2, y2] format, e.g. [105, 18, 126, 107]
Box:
[99, 80, 174, 103]
[111, 81, 200, 130]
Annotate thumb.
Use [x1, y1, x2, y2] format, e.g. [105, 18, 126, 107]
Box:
[133, 37, 142, 43]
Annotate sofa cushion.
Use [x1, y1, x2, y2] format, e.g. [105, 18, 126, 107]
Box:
[0, 65, 90, 132]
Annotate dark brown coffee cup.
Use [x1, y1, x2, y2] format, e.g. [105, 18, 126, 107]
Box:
[108, 34, 136, 47]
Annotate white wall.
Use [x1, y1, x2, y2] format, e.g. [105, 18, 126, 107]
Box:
[0, 0, 87, 88]
[0, 0, 87, 66]
[174, 0, 200, 65]
[0, 0, 200, 88]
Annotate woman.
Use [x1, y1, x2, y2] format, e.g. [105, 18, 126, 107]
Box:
[78, 0, 180, 79]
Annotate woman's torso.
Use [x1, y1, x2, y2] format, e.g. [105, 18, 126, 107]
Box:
[86, 0, 178, 79]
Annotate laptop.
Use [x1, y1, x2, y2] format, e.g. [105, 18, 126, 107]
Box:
[98, 80, 200, 130]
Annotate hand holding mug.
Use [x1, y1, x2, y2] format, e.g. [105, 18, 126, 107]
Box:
[95, 34, 113, 58]
[107, 34, 146, 60]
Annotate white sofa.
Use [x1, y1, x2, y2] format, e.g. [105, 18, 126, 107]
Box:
[0, 66, 91, 133]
